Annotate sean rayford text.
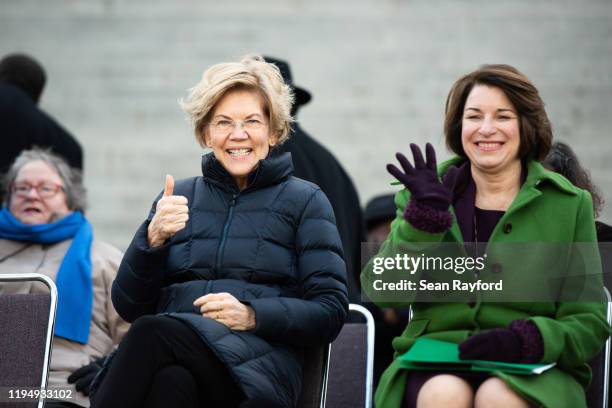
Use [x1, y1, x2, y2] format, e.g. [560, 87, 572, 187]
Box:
[372, 279, 503, 292]
[371, 253, 487, 275]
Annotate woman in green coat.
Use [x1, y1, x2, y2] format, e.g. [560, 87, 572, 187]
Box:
[362, 64, 609, 407]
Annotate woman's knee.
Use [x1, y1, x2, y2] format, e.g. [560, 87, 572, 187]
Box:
[474, 378, 530, 408]
[417, 374, 473, 408]
[152, 365, 195, 385]
[121, 315, 173, 347]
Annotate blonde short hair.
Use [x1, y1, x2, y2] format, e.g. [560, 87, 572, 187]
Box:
[181, 54, 294, 146]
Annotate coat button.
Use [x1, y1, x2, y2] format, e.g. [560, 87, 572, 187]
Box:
[491, 263, 503, 274]
[503, 223, 512, 234]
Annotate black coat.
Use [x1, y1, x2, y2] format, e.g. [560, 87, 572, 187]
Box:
[275, 124, 365, 303]
[0, 84, 83, 200]
[597, 220, 612, 295]
[596, 221, 612, 408]
[112, 152, 348, 407]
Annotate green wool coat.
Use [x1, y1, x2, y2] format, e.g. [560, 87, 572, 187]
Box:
[361, 159, 610, 408]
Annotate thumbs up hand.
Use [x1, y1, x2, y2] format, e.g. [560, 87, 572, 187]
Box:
[147, 175, 189, 248]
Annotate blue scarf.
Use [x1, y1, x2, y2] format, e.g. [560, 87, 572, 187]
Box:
[0, 208, 93, 344]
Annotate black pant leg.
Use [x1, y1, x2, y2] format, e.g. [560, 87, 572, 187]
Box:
[144, 365, 198, 408]
[91, 315, 243, 408]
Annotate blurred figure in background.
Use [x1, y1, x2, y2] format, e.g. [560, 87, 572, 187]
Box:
[543, 141, 611, 290]
[266, 56, 366, 303]
[543, 141, 609, 235]
[0, 149, 127, 408]
[543, 141, 612, 408]
[365, 194, 397, 246]
[0, 53, 83, 201]
[364, 194, 410, 384]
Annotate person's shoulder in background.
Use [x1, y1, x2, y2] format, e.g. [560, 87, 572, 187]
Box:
[597, 221, 612, 242]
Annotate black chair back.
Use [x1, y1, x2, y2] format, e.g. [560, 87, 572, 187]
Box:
[0, 274, 57, 408]
[297, 344, 330, 408]
[326, 304, 374, 408]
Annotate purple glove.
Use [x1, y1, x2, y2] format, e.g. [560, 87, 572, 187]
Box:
[458, 320, 543, 363]
[386, 143, 459, 211]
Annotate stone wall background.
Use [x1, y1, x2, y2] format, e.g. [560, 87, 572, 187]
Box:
[2, 0, 611, 249]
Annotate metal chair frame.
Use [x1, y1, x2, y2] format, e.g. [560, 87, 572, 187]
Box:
[298, 340, 331, 408]
[1, 273, 57, 408]
[343, 303, 375, 408]
[601, 286, 611, 408]
[319, 343, 331, 408]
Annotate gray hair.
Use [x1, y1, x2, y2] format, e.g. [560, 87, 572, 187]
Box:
[2, 148, 87, 212]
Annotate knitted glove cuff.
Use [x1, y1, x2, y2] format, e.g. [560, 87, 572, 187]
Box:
[404, 199, 453, 233]
[509, 319, 544, 363]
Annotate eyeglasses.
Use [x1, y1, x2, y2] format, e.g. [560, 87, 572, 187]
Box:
[11, 183, 64, 198]
[209, 119, 268, 135]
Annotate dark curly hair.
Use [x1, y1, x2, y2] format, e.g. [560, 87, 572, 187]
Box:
[543, 141, 604, 218]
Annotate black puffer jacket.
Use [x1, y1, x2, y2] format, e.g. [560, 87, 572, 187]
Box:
[112, 152, 348, 407]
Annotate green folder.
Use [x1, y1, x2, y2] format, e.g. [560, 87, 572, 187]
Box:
[398, 338, 555, 375]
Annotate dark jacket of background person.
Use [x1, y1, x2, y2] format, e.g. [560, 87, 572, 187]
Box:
[598, 221, 612, 289]
[112, 153, 348, 407]
[277, 123, 365, 302]
[542, 141, 612, 291]
[543, 141, 612, 407]
[0, 83, 83, 199]
[265, 56, 364, 303]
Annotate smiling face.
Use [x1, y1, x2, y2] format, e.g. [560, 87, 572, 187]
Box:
[461, 84, 521, 174]
[9, 160, 71, 225]
[204, 88, 277, 190]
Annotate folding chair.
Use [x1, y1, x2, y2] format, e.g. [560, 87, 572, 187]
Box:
[0, 273, 58, 408]
[297, 343, 331, 408]
[326, 303, 375, 408]
[586, 287, 612, 408]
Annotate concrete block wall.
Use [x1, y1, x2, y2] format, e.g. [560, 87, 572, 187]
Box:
[2, 0, 611, 249]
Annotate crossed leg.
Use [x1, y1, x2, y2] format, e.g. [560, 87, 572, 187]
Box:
[416, 374, 473, 408]
[474, 377, 530, 408]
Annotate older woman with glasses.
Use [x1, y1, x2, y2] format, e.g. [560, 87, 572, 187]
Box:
[91, 55, 348, 408]
[0, 148, 128, 408]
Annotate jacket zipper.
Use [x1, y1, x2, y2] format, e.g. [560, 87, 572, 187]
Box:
[215, 193, 238, 277]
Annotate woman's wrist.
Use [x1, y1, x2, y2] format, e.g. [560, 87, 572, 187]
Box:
[509, 319, 544, 363]
[404, 198, 453, 233]
[147, 223, 164, 248]
[245, 305, 257, 330]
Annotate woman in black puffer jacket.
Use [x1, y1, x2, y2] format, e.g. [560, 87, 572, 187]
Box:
[91, 55, 348, 408]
